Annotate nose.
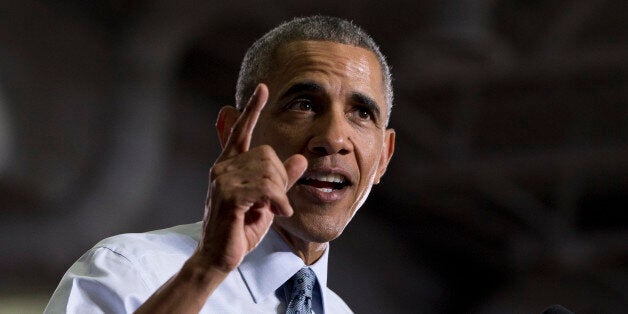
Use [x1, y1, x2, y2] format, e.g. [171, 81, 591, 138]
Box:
[307, 111, 353, 156]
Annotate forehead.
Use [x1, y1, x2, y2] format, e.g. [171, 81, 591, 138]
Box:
[269, 40, 386, 109]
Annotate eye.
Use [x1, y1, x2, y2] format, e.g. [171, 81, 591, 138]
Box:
[357, 108, 371, 120]
[287, 99, 314, 112]
[351, 106, 372, 120]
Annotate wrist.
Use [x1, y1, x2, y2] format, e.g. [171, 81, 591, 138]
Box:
[192, 243, 243, 273]
[179, 253, 231, 289]
[135, 253, 230, 313]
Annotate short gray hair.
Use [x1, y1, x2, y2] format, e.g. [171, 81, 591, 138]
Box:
[235, 15, 393, 124]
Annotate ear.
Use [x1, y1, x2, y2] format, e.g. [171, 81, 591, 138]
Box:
[374, 128, 395, 185]
[215, 105, 241, 149]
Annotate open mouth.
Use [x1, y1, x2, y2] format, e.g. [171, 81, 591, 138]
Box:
[297, 172, 351, 193]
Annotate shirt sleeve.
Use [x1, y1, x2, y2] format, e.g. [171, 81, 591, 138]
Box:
[45, 246, 153, 314]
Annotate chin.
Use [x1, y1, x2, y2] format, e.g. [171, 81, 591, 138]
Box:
[275, 212, 351, 244]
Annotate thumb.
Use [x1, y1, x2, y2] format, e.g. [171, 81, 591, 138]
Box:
[283, 154, 307, 190]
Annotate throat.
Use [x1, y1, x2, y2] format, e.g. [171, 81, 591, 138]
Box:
[272, 224, 328, 265]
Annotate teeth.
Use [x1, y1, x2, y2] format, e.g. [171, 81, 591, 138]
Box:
[317, 187, 333, 193]
[307, 173, 345, 183]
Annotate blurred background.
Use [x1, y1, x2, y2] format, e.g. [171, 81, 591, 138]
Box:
[1, 0, 627, 313]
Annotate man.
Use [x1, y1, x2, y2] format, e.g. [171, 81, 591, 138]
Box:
[46, 15, 395, 313]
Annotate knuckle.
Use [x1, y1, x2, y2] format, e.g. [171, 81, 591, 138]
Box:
[212, 174, 226, 187]
[209, 164, 221, 179]
[210, 161, 232, 180]
[258, 177, 275, 193]
[213, 173, 239, 190]
[260, 161, 275, 175]
[257, 145, 275, 157]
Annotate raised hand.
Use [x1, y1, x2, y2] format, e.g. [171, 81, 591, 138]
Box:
[196, 83, 308, 272]
[135, 84, 307, 314]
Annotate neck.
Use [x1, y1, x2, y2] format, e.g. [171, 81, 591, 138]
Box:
[272, 224, 327, 265]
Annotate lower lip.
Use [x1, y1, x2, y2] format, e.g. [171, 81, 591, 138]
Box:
[296, 184, 349, 203]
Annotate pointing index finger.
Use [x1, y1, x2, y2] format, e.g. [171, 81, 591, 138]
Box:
[223, 84, 268, 158]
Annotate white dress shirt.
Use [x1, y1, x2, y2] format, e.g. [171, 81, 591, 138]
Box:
[45, 222, 353, 313]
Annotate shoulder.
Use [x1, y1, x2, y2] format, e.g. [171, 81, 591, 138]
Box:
[93, 222, 201, 260]
[83, 222, 202, 288]
[325, 288, 354, 313]
[45, 222, 203, 313]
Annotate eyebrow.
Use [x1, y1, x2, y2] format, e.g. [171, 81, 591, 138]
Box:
[278, 81, 324, 100]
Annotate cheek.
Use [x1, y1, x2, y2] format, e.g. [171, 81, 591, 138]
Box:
[354, 136, 383, 180]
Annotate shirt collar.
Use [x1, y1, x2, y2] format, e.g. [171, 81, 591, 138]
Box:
[237, 228, 329, 305]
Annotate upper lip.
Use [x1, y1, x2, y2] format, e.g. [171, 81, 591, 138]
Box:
[299, 167, 354, 186]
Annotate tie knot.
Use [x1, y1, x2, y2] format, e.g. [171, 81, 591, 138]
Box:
[292, 267, 316, 298]
[286, 267, 316, 313]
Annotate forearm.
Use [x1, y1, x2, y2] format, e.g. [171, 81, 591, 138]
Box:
[134, 254, 229, 314]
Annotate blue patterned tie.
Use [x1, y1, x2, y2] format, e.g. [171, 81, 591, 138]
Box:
[286, 267, 316, 314]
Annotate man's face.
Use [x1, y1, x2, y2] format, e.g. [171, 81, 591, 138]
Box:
[250, 40, 395, 244]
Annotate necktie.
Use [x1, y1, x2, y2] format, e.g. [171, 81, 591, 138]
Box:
[286, 267, 316, 314]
